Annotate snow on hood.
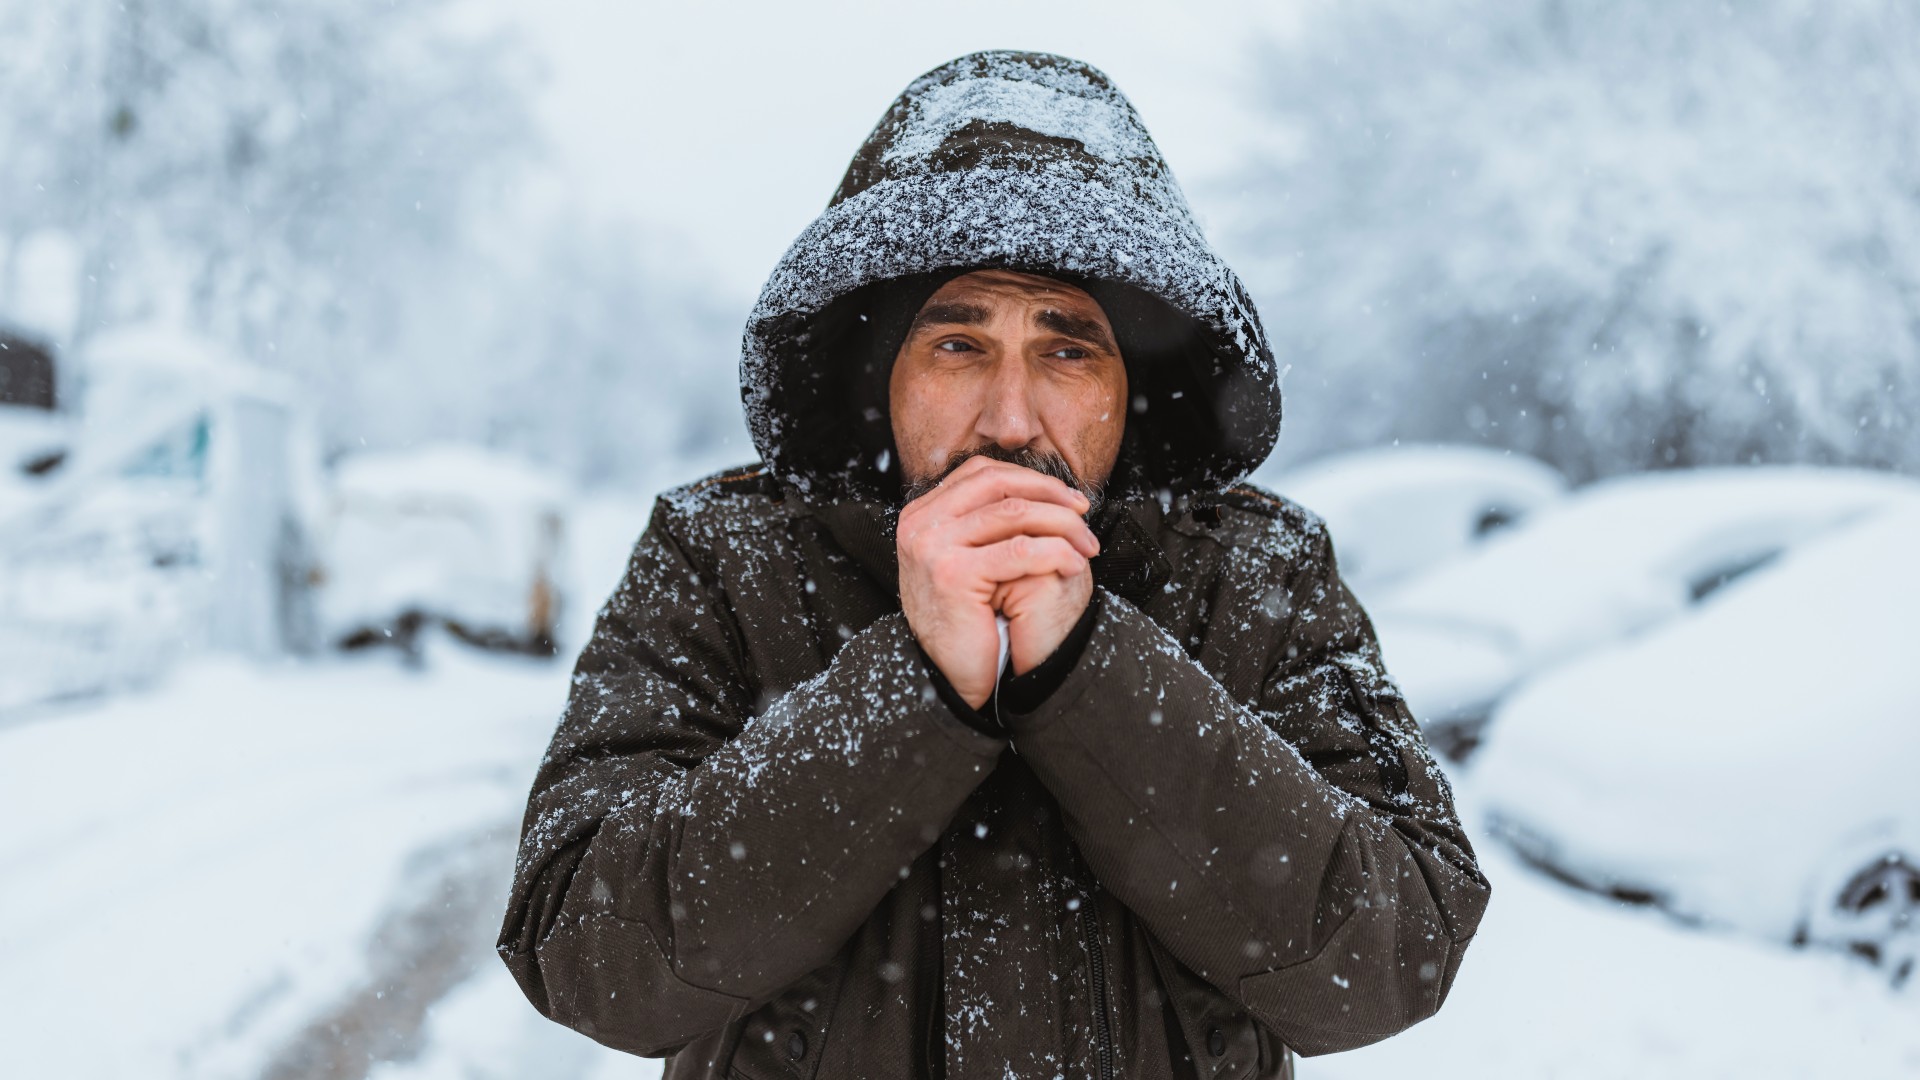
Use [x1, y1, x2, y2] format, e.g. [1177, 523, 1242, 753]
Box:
[741, 50, 1281, 503]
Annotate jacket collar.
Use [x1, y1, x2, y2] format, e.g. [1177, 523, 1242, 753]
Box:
[808, 494, 1172, 608]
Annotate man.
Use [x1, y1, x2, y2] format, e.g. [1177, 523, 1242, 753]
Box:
[500, 51, 1488, 1079]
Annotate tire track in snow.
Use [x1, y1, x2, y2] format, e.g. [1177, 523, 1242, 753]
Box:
[256, 821, 516, 1080]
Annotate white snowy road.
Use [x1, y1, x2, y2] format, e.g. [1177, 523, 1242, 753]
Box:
[0, 644, 585, 1079]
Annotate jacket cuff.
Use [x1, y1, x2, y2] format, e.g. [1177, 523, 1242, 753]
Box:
[913, 592, 1103, 737]
[999, 590, 1101, 716]
[918, 639, 1007, 737]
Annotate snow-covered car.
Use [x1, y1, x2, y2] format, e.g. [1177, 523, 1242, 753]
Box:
[0, 326, 321, 713]
[1259, 443, 1567, 593]
[1369, 466, 1920, 757]
[315, 444, 569, 657]
[1470, 501, 1920, 983]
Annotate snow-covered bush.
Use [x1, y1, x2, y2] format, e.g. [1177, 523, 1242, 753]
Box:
[1229, 0, 1920, 480]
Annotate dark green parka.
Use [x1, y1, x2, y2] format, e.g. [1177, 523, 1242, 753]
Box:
[499, 50, 1488, 1080]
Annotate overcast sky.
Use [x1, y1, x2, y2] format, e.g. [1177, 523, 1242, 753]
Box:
[472, 0, 1308, 299]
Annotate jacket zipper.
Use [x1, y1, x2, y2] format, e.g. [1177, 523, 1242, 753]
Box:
[1079, 904, 1115, 1080]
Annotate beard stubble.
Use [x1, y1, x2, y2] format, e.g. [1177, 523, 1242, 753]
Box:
[899, 444, 1105, 516]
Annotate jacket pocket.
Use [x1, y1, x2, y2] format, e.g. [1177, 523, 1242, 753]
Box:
[1144, 931, 1292, 1077]
[723, 960, 844, 1080]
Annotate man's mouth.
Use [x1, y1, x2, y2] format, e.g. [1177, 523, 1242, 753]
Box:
[901, 444, 1104, 513]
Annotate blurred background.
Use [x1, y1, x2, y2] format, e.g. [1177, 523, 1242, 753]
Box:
[2, 1, 1916, 1076]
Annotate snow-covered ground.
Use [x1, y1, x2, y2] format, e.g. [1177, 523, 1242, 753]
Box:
[0, 490, 657, 1080]
[0, 644, 581, 1079]
[1312, 807, 1920, 1079]
[4, 476, 1917, 1078]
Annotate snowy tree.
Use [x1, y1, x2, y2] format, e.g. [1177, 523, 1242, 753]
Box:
[372, 213, 745, 487]
[0, 0, 532, 353]
[0, 0, 741, 487]
[486, 219, 746, 485]
[1226, 0, 1920, 480]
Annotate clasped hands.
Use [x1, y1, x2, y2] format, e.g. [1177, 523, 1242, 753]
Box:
[897, 455, 1099, 710]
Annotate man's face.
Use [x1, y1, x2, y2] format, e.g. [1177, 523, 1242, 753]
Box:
[890, 269, 1128, 501]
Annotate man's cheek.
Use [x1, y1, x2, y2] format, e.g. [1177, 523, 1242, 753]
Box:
[892, 427, 940, 488]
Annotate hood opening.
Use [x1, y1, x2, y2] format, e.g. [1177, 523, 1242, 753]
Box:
[763, 267, 1271, 504]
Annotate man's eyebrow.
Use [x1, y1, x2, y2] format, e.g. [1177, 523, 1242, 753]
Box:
[909, 301, 991, 334]
[1035, 308, 1116, 352]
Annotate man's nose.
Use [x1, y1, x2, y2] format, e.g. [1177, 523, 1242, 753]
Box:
[974, 355, 1041, 449]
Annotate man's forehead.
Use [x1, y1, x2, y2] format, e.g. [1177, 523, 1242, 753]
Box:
[934, 268, 1100, 306]
[907, 280, 1120, 356]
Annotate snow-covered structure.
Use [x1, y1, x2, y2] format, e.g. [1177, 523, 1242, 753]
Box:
[316, 444, 570, 656]
[0, 327, 57, 410]
[0, 323, 67, 478]
[0, 326, 320, 713]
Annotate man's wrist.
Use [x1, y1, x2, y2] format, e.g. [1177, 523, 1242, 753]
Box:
[917, 639, 1008, 737]
[913, 592, 1102, 735]
[999, 591, 1101, 716]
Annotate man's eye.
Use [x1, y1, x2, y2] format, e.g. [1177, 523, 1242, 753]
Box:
[936, 340, 974, 353]
[1049, 347, 1088, 360]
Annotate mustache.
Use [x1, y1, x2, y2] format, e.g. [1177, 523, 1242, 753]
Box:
[900, 444, 1105, 512]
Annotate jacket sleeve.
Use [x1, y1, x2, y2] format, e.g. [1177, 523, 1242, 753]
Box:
[1007, 516, 1490, 1056]
[497, 499, 1005, 1057]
